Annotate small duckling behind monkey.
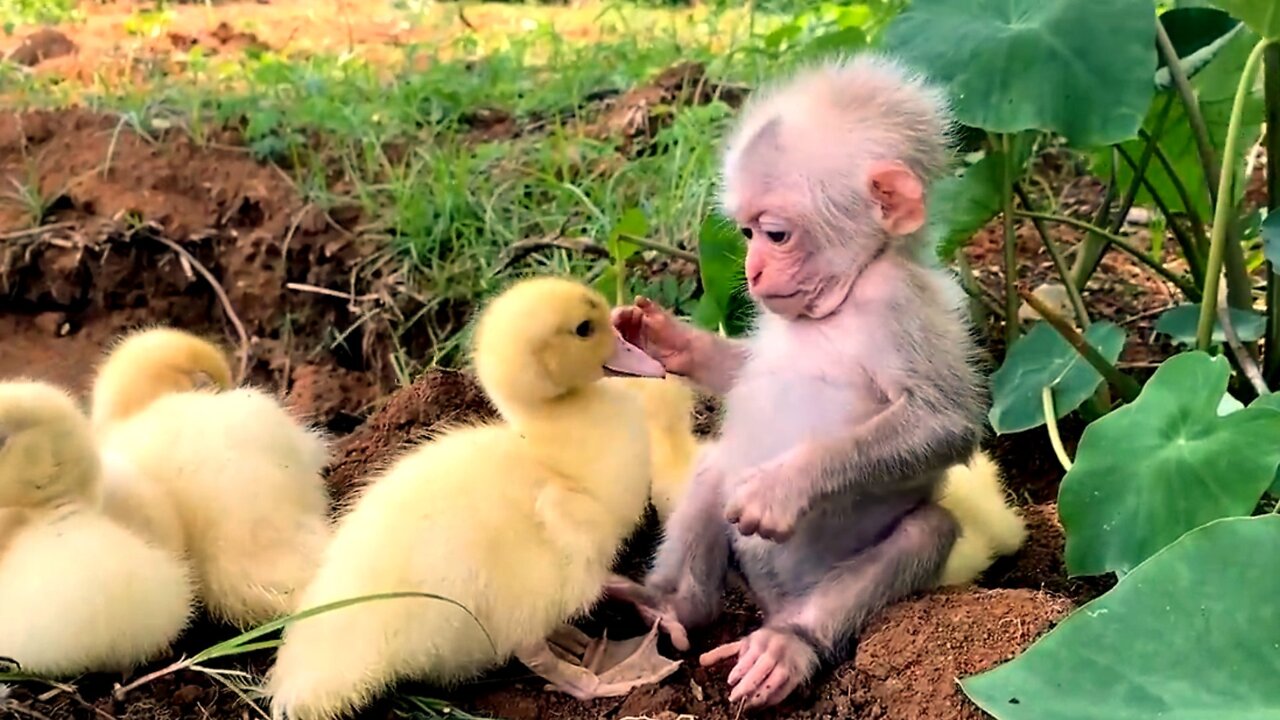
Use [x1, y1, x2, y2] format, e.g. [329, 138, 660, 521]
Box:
[0, 381, 195, 677]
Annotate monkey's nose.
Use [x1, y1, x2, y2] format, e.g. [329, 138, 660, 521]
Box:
[749, 270, 762, 287]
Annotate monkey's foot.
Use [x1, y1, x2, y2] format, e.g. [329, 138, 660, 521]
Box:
[603, 574, 690, 651]
[517, 623, 681, 702]
[699, 627, 820, 709]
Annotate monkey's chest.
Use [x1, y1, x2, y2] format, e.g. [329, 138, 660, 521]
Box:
[719, 371, 876, 470]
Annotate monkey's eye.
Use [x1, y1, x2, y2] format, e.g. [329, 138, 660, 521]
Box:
[765, 230, 790, 244]
[740, 227, 753, 240]
[575, 319, 594, 338]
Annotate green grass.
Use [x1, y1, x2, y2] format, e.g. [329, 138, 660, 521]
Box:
[1, 0, 904, 367]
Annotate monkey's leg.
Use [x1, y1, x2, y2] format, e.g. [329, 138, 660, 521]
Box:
[703, 503, 958, 708]
[652, 448, 733, 623]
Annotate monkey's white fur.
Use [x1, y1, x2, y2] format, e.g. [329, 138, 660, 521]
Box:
[92, 328, 332, 628]
[0, 381, 195, 676]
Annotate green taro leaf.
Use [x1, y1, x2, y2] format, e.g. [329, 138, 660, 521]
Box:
[1247, 392, 1280, 493]
[988, 321, 1126, 435]
[1059, 351, 1280, 576]
[607, 207, 649, 263]
[1155, 7, 1244, 88]
[962, 515, 1280, 719]
[1212, 0, 1280, 38]
[695, 213, 754, 337]
[930, 133, 1034, 261]
[1153, 302, 1267, 344]
[1094, 25, 1265, 219]
[881, 0, 1156, 146]
[1262, 212, 1280, 269]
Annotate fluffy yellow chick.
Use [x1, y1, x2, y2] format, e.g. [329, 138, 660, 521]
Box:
[0, 381, 194, 676]
[91, 327, 332, 628]
[267, 277, 675, 720]
[605, 374, 700, 521]
[933, 449, 1027, 587]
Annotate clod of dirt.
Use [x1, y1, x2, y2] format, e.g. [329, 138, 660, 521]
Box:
[982, 503, 1115, 602]
[325, 369, 496, 502]
[583, 61, 749, 156]
[7, 28, 77, 67]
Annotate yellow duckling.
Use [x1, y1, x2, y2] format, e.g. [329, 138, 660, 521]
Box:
[934, 449, 1028, 587]
[605, 374, 700, 522]
[0, 381, 194, 676]
[267, 277, 676, 720]
[91, 327, 332, 628]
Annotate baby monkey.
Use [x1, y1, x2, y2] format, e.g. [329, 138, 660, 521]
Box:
[610, 54, 986, 709]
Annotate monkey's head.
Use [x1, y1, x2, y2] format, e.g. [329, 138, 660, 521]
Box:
[0, 381, 100, 508]
[719, 53, 953, 320]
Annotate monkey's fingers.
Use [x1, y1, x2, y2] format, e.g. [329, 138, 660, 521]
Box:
[699, 640, 743, 667]
[747, 664, 801, 708]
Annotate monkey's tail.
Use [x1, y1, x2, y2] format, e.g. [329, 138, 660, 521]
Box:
[90, 327, 234, 428]
[934, 450, 1027, 586]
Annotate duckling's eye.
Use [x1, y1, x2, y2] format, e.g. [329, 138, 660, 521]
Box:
[765, 230, 790, 244]
[575, 319, 594, 338]
[740, 227, 753, 240]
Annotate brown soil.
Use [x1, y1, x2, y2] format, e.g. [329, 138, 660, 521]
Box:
[0, 107, 391, 423]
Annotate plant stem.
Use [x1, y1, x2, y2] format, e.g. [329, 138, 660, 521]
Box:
[616, 233, 699, 263]
[1157, 21, 1254, 313]
[1156, 21, 1221, 209]
[1042, 386, 1074, 472]
[1196, 38, 1272, 351]
[1138, 130, 1208, 246]
[1113, 144, 1206, 283]
[1264, 43, 1280, 384]
[1015, 183, 1090, 328]
[1071, 94, 1175, 285]
[1013, 210, 1200, 299]
[1000, 133, 1019, 345]
[1020, 288, 1142, 403]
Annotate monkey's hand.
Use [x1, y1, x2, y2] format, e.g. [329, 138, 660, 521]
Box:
[700, 627, 818, 708]
[725, 457, 807, 542]
[611, 296, 701, 377]
[603, 575, 691, 652]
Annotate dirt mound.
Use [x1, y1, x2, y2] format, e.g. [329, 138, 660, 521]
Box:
[6, 28, 77, 67]
[325, 369, 496, 501]
[0, 108, 387, 420]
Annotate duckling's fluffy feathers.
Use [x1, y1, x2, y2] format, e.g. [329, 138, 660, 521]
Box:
[0, 509, 195, 676]
[935, 450, 1027, 587]
[99, 386, 331, 627]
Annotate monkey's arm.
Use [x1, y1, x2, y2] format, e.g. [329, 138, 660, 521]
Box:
[726, 383, 980, 541]
[685, 332, 749, 396]
[797, 388, 980, 497]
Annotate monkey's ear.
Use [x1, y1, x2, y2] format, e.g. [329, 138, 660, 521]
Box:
[867, 160, 925, 236]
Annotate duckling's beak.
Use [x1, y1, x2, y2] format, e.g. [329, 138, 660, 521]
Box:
[603, 330, 666, 378]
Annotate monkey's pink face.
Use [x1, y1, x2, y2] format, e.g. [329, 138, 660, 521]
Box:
[741, 214, 851, 320]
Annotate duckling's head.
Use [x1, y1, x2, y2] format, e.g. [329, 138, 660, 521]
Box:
[473, 277, 666, 407]
[0, 381, 100, 508]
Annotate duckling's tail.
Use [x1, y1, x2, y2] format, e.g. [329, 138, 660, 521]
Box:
[934, 449, 1027, 587]
[90, 327, 234, 428]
